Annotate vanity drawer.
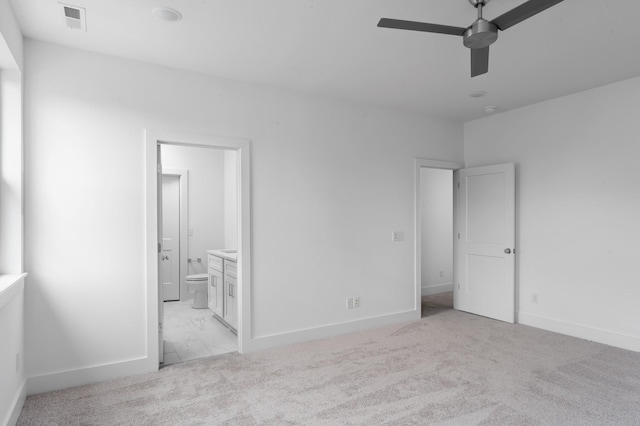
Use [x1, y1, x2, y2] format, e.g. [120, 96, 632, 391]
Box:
[208, 254, 223, 272]
[224, 259, 237, 278]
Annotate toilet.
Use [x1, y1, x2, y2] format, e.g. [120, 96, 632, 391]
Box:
[186, 273, 208, 309]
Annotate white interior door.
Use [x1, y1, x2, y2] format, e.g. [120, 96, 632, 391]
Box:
[161, 175, 180, 301]
[455, 163, 515, 323]
[157, 144, 164, 364]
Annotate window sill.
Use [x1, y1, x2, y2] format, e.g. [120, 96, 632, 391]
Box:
[0, 273, 27, 309]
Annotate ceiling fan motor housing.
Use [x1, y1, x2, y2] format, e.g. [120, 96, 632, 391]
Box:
[463, 18, 498, 49]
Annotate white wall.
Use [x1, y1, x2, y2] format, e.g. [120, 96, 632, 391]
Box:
[0, 0, 23, 276]
[0, 1, 25, 423]
[464, 76, 640, 351]
[0, 276, 26, 426]
[161, 144, 226, 278]
[420, 168, 453, 295]
[0, 0, 23, 70]
[224, 150, 238, 250]
[23, 39, 463, 391]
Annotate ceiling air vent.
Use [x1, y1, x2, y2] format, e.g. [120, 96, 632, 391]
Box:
[59, 3, 87, 31]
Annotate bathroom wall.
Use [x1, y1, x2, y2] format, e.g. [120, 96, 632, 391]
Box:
[420, 168, 453, 295]
[161, 144, 226, 276]
[224, 150, 238, 250]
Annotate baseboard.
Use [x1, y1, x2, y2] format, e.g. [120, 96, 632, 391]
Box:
[245, 310, 420, 353]
[519, 311, 640, 353]
[3, 379, 26, 426]
[421, 282, 453, 296]
[27, 356, 155, 396]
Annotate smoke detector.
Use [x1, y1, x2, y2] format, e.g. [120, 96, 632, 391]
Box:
[59, 3, 87, 31]
[152, 7, 182, 22]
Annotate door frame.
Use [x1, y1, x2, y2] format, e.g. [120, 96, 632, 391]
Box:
[145, 129, 251, 370]
[162, 169, 188, 301]
[414, 159, 464, 313]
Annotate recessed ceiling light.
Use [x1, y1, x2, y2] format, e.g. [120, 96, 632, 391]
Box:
[483, 105, 497, 114]
[152, 7, 182, 22]
[469, 90, 487, 98]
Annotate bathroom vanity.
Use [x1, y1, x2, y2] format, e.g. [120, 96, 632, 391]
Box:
[207, 249, 238, 333]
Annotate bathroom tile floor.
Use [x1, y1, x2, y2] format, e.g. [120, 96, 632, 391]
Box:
[162, 300, 238, 367]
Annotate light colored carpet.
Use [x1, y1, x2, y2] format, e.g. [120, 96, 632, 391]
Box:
[18, 306, 640, 425]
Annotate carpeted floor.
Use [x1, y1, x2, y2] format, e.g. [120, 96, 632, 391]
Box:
[18, 299, 640, 425]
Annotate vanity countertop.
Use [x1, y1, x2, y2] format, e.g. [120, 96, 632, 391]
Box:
[207, 249, 237, 262]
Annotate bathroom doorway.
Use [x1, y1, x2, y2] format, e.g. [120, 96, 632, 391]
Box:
[160, 144, 238, 366]
[145, 130, 251, 370]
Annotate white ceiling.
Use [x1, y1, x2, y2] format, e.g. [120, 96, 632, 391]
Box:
[10, 0, 640, 122]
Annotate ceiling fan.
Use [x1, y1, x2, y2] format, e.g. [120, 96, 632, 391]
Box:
[378, 0, 565, 77]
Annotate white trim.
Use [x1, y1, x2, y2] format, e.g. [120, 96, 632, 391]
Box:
[414, 159, 464, 313]
[146, 129, 251, 369]
[4, 379, 25, 426]
[421, 282, 454, 296]
[27, 357, 151, 395]
[519, 312, 640, 353]
[247, 310, 419, 353]
[0, 273, 26, 309]
[161, 168, 189, 301]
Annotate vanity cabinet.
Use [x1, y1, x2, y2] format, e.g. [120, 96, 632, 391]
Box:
[208, 267, 224, 318]
[207, 251, 238, 333]
[223, 259, 238, 330]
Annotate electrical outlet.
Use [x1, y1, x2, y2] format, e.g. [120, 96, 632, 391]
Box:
[353, 297, 360, 308]
[16, 352, 20, 372]
[346, 297, 354, 309]
[392, 231, 404, 242]
[531, 293, 539, 304]
[439, 270, 444, 278]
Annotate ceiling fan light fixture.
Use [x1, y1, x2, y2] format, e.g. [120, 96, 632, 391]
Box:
[152, 7, 182, 22]
[463, 19, 498, 49]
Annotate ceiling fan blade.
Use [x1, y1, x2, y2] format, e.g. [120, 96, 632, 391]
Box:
[491, 0, 565, 31]
[377, 18, 466, 36]
[471, 47, 489, 77]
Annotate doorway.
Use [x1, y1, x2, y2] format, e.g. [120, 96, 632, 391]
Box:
[159, 145, 238, 365]
[415, 159, 463, 317]
[145, 130, 251, 371]
[420, 167, 454, 317]
[414, 159, 516, 323]
[161, 174, 181, 302]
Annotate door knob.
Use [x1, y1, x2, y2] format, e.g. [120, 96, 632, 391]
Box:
[504, 248, 511, 254]
[162, 255, 169, 260]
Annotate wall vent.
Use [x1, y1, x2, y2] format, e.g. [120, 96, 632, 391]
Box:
[59, 3, 87, 31]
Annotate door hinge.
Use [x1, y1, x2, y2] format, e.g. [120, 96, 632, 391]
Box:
[157, 164, 162, 173]
[158, 242, 161, 253]
[457, 182, 460, 189]
[457, 233, 460, 239]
